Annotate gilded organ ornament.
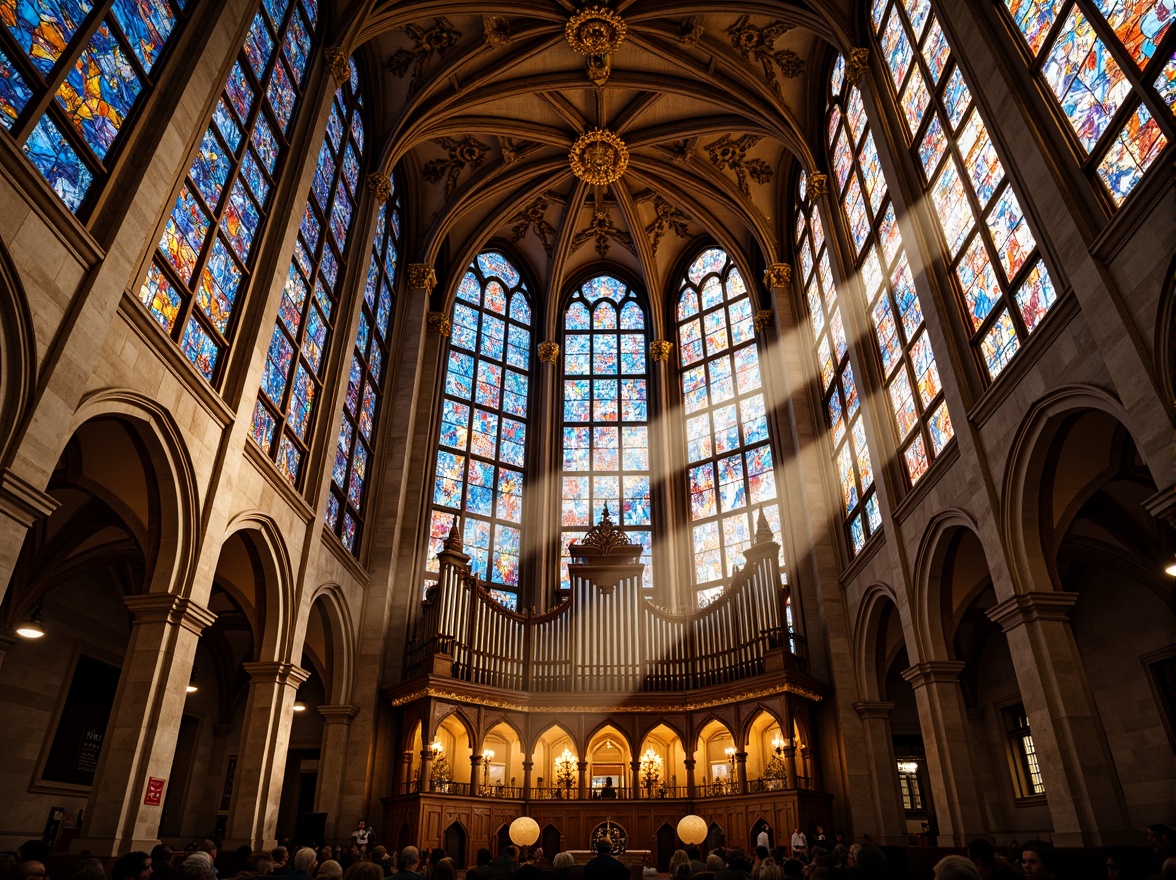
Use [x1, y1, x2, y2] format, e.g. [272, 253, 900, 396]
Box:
[644, 195, 691, 255]
[706, 134, 773, 196]
[384, 17, 462, 89]
[423, 136, 492, 197]
[569, 129, 629, 185]
[508, 197, 556, 256]
[726, 15, 803, 94]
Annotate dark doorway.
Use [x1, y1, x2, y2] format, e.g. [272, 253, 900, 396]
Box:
[398, 823, 413, 852]
[656, 824, 676, 872]
[705, 823, 724, 854]
[541, 825, 561, 857]
[496, 824, 511, 857]
[444, 822, 467, 868]
[749, 818, 772, 852]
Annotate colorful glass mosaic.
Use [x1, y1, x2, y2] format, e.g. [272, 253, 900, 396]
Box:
[2, 0, 189, 211]
[678, 248, 785, 604]
[562, 275, 653, 592]
[874, 1, 1064, 383]
[427, 252, 531, 609]
[136, 0, 318, 381]
[827, 62, 955, 487]
[251, 68, 363, 486]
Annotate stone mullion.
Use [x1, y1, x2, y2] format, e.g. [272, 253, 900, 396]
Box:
[933, 2, 1172, 476]
[988, 592, 1133, 846]
[71, 594, 217, 855]
[648, 340, 685, 611]
[530, 342, 560, 611]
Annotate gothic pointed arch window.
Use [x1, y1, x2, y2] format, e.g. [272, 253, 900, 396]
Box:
[559, 274, 653, 592]
[676, 248, 783, 607]
[1, 0, 192, 213]
[1000, 0, 1173, 206]
[826, 54, 955, 487]
[251, 57, 365, 485]
[137, 0, 319, 382]
[326, 178, 401, 555]
[871, 0, 1061, 382]
[424, 251, 532, 611]
[793, 169, 880, 555]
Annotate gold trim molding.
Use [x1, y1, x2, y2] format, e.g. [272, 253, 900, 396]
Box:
[426, 312, 451, 336]
[408, 264, 437, 291]
[649, 340, 673, 362]
[807, 172, 828, 198]
[846, 48, 870, 84]
[754, 310, 774, 333]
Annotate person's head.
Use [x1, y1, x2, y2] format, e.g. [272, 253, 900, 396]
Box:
[758, 865, 784, 880]
[371, 848, 387, 863]
[19, 842, 51, 865]
[399, 847, 420, 871]
[669, 850, 690, 874]
[70, 859, 106, 880]
[294, 848, 318, 874]
[965, 840, 995, 870]
[1105, 847, 1150, 880]
[553, 854, 575, 870]
[502, 847, 518, 863]
[320, 848, 334, 861]
[1148, 825, 1176, 855]
[16, 862, 48, 880]
[200, 842, 217, 859]
[234, 847, 255, 869]
[472, 849, 490, 867]
[254, 857, 274, 876]
[933, 856, 981, 880]
[595, 840, 612, 856]
[1020, 842, 1059, 880]
[781, 859, 803, 879]
[272, 848, 289, 867]
[113, 852, 153, 880]
[152, 846, 174, 869]
[686, 846, 700, 862]
[815, 827, 823, 835]
[342, 865, 382, 880]
[318, 861, 343, 880]
[755, 846, 770, 861]
[847, 845, 861, 867]
[853, 846, 887, 880]
[431, 859, 455, 880]
[706, 855, 725, 871]
[358, 820, 366, 829]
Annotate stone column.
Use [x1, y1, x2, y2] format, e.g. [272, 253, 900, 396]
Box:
[223, 661, 310, 850]
[852, 701, 907, 847]
[72, 594, 216, 855]
[684, 758, 696, 799]
[470, 754, 483, 797]
[315, 705, 359, 839]
[629, 759, 641, 798]
[0, 469, 58, 610]
[522, 759, 533, 799]
[988, 592, 1132, 846]
[401, 751, 414, 793]
[420, 748, 434, 791]
[735, 752, 748, 794]
[782, 746, 798, 789]
[577, 760, 588, 800]
[900, 661, 987, 846]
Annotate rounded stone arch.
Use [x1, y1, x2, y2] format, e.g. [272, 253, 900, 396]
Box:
[852, 582, 902, 702]
[69, 389, 200, 599]
[911, 510, 987, 662]
[0, 231, 35, 463]
[302, 582, 356, 705]
[1001, 385, 1138, 597]
[221, 511, 297, 662]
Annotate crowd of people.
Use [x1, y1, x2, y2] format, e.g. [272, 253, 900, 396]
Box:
[0, 821, 1172, 880]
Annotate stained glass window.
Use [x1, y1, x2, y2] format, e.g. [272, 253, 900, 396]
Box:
[873, 1, 1062, 382]
[827, 61, 955, 487]
[1002, 0, 1173, 205]
[677, 249, 784, 606]
[1, 0, 190, 212]
[136, 0, 318, 382]
[251, 58, 364, 485]
[326, 181, 400, 555]
[561, 275, 653, 593]
[425, 252, 532, 611]
[794, 173, 881, 556]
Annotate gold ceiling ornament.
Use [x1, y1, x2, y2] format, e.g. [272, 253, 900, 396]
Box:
[807, 171, 828, 197]
[679, 16, 703, 46]
[566, 6, 627, 56]
[324, 46, 349, 86]
[482, 15, 512, 48]
[571, 207, 636, 258]
[763, 263, 792, 289]
[706, 134, 773, 196]
[754, 309, 774, 333]
[499, 137, 518, 165]
[508, 197, 556, 256]
[569, 129, 629, 185]
[649, 340, 674, 362]
[367, 172, 392, 203]
[408, 264, 437, 291]
[384, 17, 462, 90]
[644, 195, 691, 255]
[845, 48, 870, 84]
[423, 135, 492, 197]
[426, 311, 451, 336]
[726, 15, 803, 95]
[538, 341, 561, 364]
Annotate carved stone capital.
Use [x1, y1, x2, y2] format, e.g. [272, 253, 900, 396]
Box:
[763, 263, 792, 289]
[649, 339, 673, 362]
[538, 341, 560, 363]
[901, 660, 967, 689]
[408, 264, 437, 291]
[0, 468, 59, 527]
[324, 45, 350, 86]
[318, 704, 361, 724]
[124, 594, 217, 635]
[426, 312, 451, 337]
[807, 172, 828, 197]
[987, 591, 1079, 632]
[241, 660, 311, 688]
[754, 309, 774, 333]
[367, 172, 392, 202]
[846, 48, 870, 84]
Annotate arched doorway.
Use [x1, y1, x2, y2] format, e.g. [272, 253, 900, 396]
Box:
[444, 821, 468, 867]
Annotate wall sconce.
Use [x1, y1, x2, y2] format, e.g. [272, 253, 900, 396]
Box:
[15, 599, 45, 639]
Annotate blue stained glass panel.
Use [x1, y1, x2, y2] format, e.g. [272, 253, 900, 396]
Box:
[159, 186, 209, 282]
[283, 7, 310, 82]
[23, 113, 93, 211]
[181, 316, 219, 379]
[224, 62, 254, 122]
[221, 179, 259, 260]
[5, 0, 94, 77]
[244, 11, 273, 77]
[0, 47, 33, 129]
[190, 128, 230, 207]
[251, 113, 278, 172]
[212, 98, 242, 151]
[196, 236, 240, 332]
[111, 0, 177, 74]
[55, 22, 142, 159]
[266, 57, 296, 133]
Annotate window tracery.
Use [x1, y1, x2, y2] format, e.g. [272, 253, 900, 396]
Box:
[425, 252, 532, 611]
[251, 57, 364, 484]
[137, 0, 318, 382]
[872, 0, 1062, 382]
[1, 0, 191, 214]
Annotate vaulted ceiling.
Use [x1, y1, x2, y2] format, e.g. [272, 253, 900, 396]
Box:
[343, 1, 856, 314]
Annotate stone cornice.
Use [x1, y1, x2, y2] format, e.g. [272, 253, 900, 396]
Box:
[900, 660, 966, 688]
[242, 661, 311, 687]
[319, 704, 361, 724]
[123, 594, 217, 634]
[852, 700, 895, 719]
[986, 591, 1078, 632]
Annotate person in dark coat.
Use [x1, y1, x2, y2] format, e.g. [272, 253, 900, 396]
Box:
[582, 841, 626, 880]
